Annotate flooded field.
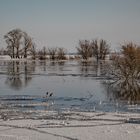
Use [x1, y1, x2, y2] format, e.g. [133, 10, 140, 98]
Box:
[0, 59, 140, 119]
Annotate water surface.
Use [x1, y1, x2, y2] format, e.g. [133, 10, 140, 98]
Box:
[0, 60, 139, 113]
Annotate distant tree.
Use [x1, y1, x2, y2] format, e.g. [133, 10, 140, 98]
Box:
[0, 48, 8, 55]
[38, 46, 47, 60]
[30, 43, 36, 60]
[4, 29, 33, 59]
[43, 46, 47, 56]
[23, 32, 33, 58]
[91, 39, 110, 61]
[57, 48, 67, 60]
[4, 32, 15, 58]
[4, 29, 23, 58]
[48, 48, 57, 60]
[76, 40, 93, 60]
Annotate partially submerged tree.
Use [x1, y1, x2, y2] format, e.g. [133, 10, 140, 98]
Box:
[91, 39, 110, 61]
[76, 39, 110, 61]
[23, 32, 33, 58]
[30, 43, 36, 60]
[76, 40, 93, 60]
[38, 46, 47, 60]
[113, 43, 140, 80]
[4, 29, 33, 59]
[57, 48, 67, 60]
[0, 48, 8, 55]
[108, 42, 140, 103]
[4, 29, 23, 58]
[48, 48, 57, 60]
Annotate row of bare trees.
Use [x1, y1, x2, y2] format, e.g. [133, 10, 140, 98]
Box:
[38, 47, 67, 60]
[76, 39, 110, 61]
[3, 28, 111, 61]
[3, 28, 67, 60]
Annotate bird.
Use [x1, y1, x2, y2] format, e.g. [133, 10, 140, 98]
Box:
[46, 92, 49, 97]
[49, 92, 53, 97]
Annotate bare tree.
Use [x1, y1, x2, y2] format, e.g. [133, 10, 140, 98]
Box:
[30, 43, 36, 60]
[4, 29, 34, 59]
[91, 39, 110, 61]
[4, 32, 15, 58]
[4, 29, 23, 58]
[23, 32, 33, 58]
[57, 48, 67, 60]
[0, 48, 8, 55]
[48, 48, 57, 60]
[76, 40, 92, 60]
[38, 46, 47, 60]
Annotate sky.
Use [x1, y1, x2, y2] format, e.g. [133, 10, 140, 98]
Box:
[0, 0, 140, 52]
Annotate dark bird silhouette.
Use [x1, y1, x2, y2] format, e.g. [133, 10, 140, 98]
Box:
[49, 92, 53, 97]
[46, 92, 49, 97]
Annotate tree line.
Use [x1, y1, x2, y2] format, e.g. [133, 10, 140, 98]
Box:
[0, 28, 68, 60]
[1, 28, 110, 61]
[1, 28, 140, 63]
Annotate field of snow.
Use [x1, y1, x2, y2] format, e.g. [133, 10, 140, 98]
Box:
[0, 111, 140, 140]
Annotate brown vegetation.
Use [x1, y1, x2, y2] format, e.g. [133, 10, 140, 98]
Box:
[109, 42, 140, 103]
[91, 39, 110, 61]
[76, 39, 110, 61]
[76, 40, 93, 60]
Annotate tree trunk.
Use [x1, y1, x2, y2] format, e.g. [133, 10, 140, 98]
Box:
[16, 47, 20, 58]
[12, 46, 15, 58]
[24, 48, 27, 58]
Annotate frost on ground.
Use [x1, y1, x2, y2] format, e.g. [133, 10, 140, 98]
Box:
[0, 110, 140, 140]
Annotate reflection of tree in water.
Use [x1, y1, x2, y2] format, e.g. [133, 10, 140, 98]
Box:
[79, 61, 93, 74]
[58, 61, 65, 66]
[106, 79, 140, 104]
[39, 60, 46, 71]
[5, 61, 36, 90]
[49, 61, 65, 72]
[79, 61, 108, 76]
[5, 61, 22, 90]
[57, 61, 65, 72]
[24, 61, 36, 86]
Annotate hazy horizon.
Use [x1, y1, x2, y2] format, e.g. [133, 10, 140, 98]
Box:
[0, 0, 140, 52]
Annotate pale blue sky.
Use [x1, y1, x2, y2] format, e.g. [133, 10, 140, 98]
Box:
[0, 0, 140, 52]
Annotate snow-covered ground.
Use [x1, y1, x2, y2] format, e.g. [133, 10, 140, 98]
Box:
[0, 111, 140, 140]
